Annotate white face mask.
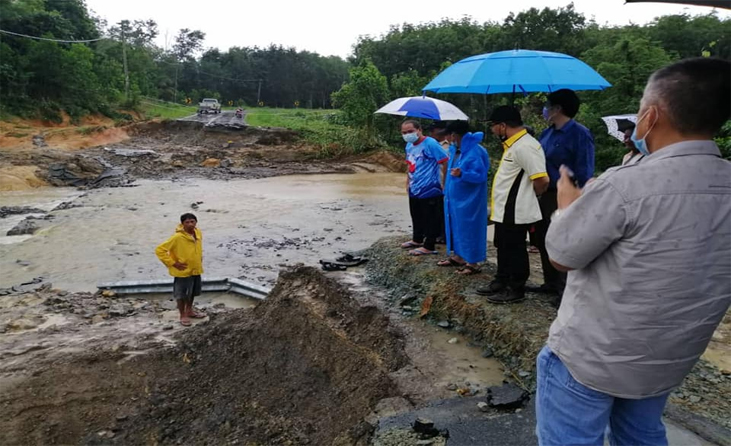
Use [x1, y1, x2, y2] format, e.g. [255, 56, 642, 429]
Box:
[403, 132, 419, 144]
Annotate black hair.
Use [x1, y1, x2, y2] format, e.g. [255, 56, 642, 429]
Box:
[446, 120, 471, 136]
[546, 89, 580, 118]
[402, 119, 422, 130]
[180, 213, 197, 223]
[646, 57, 730, 136]
[524, 125, 536, 137]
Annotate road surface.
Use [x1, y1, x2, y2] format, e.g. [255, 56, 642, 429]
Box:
[177, 110, 247, 129]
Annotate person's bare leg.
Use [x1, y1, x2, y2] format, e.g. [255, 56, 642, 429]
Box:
[178, 299, 190, 325]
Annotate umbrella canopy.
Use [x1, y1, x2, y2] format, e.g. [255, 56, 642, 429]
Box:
[374, 96, 469, 121]
[601, 114, 638, 142]
[422, 49, 611, 95]
[626, 0, 730, 9]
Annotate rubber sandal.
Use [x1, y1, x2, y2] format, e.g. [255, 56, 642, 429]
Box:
[437, 257, 466, 267]
[320, 261, 347, 271]
[188, 311, 206, 319]
[180, 319, 192, 326]
[456, 265, 482, 275]
[401, 241, 423, 249]
[408, 249, 438, 256]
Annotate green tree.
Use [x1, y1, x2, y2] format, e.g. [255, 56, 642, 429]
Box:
[331, 61, 389, 137]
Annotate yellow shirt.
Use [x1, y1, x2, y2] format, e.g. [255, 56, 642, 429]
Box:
[155, 225, 204, 277]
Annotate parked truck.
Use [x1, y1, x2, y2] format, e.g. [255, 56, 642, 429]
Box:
[197, 98, 221, 114]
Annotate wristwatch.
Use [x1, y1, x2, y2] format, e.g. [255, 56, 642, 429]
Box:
[551, 209, 563, 221]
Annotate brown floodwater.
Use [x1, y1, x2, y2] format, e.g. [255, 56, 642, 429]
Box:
[0, 173, 410, 292]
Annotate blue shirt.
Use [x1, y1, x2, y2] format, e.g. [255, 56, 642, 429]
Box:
[405, 136, 448, 199]
[539, 120, 595, 188]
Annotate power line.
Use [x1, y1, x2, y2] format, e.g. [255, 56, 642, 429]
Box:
[0, 28, 105, 43]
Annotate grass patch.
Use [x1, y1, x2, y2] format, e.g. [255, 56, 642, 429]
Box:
[4, 132, 29, 138]
[246, 108, 386, 157]
[139, 101, 197, 120]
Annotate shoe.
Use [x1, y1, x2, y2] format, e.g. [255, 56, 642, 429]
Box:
[485, 287, 525, 304]
[476, 280, 507, 296]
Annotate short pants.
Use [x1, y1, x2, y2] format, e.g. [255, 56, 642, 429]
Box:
[173, 275, 202, 301]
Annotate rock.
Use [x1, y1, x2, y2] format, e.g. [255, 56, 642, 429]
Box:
[172, 160, 185, 168]
[477, 402, 490, 412]
[447, 337, 458, 344]
[437, 320, 451, 329]
[200, 158, 221, 168]
[8, 318, 39, 330]
[91, 315, 106, 324]
[412, 418, 440, 438]
[446, 383, 458, 391]
[399, 295, 417, 307]
[7, 219, 39, 236]
[416, 440, 435, 445]
[16, 260, 31, 266]
[518, 370, 531, 378]
[101, 290, 117, 298]
[116, 415, 128, 421]
[0, 206, 45, 218]
[220, 158, 233, 168]
[97, 430, 115, 439]
[689, 395, 701, 403]
[487, 383, 529, 410]
[163, 325, 174, 331]
[721, 369, 731, 376]
[481, 348, 494, 358]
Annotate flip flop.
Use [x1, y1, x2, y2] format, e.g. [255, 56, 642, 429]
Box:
[320, 261, 347, 272]
[408, 249, 438, 256]
[456, 265, 482, 275]
[401, 241, 423, 249]
[180, 319, 192, 326]
[188, 311, 206, 319]
[437, 257, 466, 267]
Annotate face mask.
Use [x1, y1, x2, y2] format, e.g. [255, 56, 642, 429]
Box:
[403, 132, 419, 144]
[630, 109, 656, 156]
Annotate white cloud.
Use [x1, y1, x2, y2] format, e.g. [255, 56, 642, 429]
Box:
[86, 0, 729, 58]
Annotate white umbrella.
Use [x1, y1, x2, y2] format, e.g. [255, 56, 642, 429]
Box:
[601, 114, 637, 142]
[375, 96, 469, 121]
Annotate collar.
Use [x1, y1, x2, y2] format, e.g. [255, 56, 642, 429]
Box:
[644, 140, 721, 163]
[553, 119, 577, 133]
[503, 129, 528, 150]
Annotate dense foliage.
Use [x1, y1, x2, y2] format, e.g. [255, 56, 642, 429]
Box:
[339, 3, 730, 166]
[0, 0, 349, 120]
[0, 1, 729, 164]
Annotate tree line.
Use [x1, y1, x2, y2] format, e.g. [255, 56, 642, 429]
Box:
[0, 0, 349, 120]
[332, 3, 730, 167]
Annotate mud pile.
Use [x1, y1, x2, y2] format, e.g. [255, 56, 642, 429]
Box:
[0, 267, 410, 445]
[110, 266, 408, 445]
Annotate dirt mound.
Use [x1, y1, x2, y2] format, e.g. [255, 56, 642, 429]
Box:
[0, 267, 409, 446]
[110, 266, 407, 445]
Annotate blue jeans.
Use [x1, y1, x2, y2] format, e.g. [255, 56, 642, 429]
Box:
[536, 346, 670, 446]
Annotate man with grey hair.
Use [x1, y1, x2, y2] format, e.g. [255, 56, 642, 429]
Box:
[536, 57, 731, 445]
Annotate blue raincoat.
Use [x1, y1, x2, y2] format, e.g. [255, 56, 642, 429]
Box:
[444, 132, 490, 264]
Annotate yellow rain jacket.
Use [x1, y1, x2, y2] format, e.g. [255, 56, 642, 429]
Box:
[155, 224, 204, 278]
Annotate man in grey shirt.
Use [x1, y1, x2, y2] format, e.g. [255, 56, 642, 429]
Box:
[536, 57, 731, 446]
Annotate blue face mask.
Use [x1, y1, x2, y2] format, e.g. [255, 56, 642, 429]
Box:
[403, 132, 419, 144]
[630, 109, 655, 156]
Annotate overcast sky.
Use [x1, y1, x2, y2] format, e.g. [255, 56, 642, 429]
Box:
[85, 0, 728, 58]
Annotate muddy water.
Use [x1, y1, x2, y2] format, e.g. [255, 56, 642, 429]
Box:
[0, 173, 410, 291]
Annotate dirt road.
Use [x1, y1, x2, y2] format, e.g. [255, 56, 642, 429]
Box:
[176, 110, 246, 129]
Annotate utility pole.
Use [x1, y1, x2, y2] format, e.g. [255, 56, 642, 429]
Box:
[257, 79, 262, 104]
[174, 64, 179, 104]
[121, 27, 130, 101]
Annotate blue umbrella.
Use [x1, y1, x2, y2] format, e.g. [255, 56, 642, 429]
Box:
[423, 49, 611, 95]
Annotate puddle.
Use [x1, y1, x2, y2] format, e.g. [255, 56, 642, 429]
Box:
[418, 321, 505, 390]
[0, 173, 410, 292]
[140, 292, 258, 311]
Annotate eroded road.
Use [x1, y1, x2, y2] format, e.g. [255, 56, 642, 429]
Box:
[176, 110, 247, 129]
